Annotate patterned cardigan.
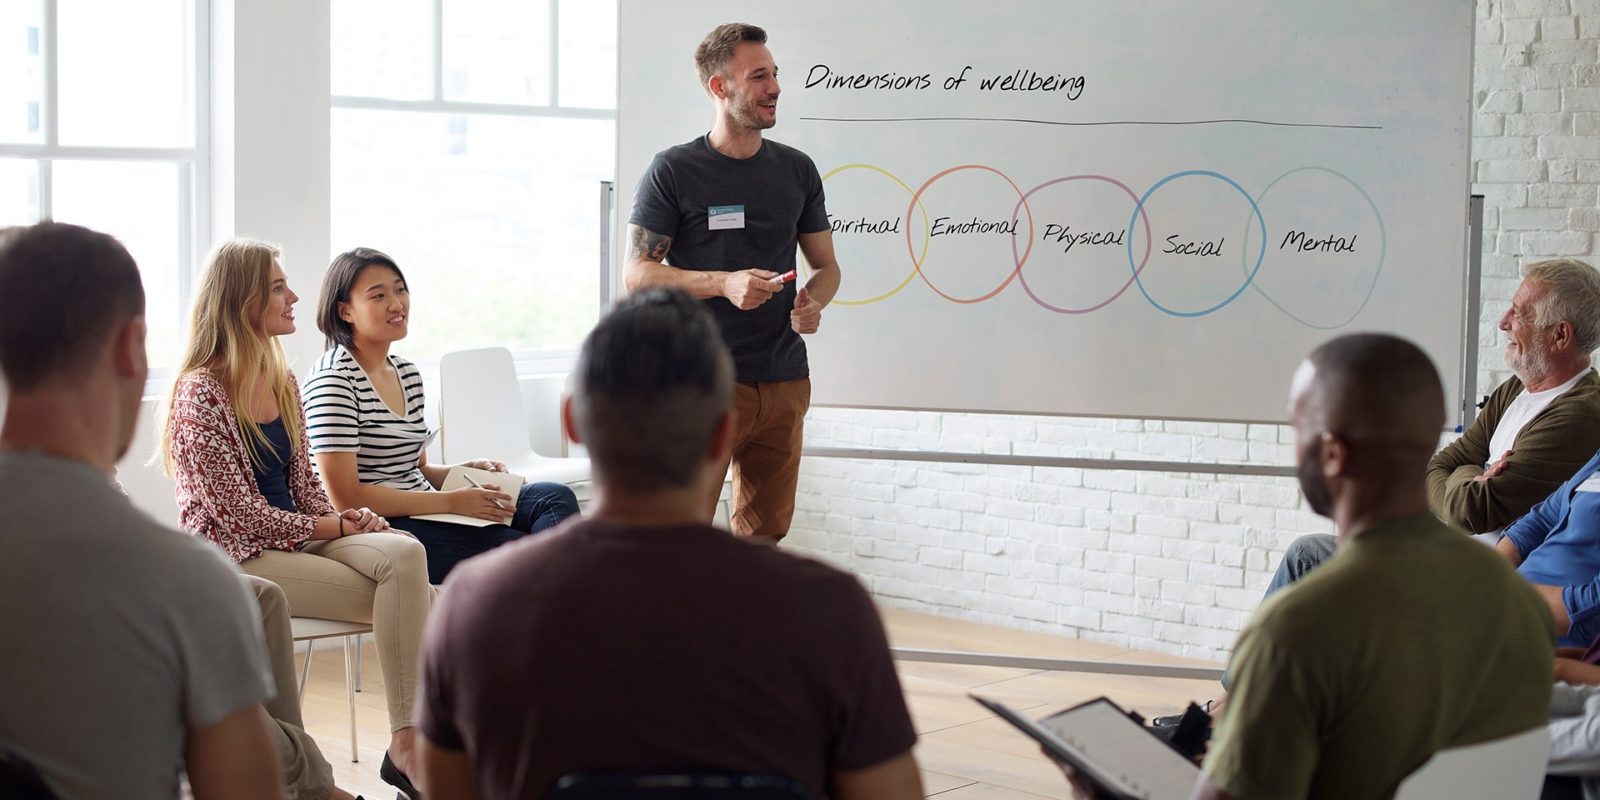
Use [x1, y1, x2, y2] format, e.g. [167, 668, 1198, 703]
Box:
[169, 368, 336, 563]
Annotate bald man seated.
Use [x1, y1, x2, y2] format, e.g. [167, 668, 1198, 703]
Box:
[1191, 334, 1555, 799]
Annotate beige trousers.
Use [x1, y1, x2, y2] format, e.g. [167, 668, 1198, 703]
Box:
[242, 574, 334, 800]
[241, 532, 436, 732]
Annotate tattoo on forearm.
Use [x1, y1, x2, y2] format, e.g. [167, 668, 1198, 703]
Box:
[629, 226, 673, 263]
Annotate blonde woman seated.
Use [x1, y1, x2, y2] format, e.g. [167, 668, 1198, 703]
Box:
[160, 239, 432, 799]
[302, 247, 579, 585]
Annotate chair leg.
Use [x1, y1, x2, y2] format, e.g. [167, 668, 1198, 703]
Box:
[353, 633, 363, 692]
[342, 635, 359, 762]
[298, 639, 315, 703]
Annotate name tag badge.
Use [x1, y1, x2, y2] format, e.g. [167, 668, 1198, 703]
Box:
[1577, 475, 1600, 493]
[708, 204, 746, 231]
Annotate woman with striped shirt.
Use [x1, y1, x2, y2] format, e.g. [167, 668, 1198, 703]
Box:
[160, 238, 434, 796]
[303, 247, 579, 585]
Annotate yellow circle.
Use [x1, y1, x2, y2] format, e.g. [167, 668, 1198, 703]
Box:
[799, 163, 931, 306]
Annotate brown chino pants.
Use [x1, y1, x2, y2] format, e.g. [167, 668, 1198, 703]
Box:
[707, 378, 811, 541]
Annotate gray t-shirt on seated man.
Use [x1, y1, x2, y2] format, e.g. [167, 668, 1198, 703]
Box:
[629, 134, 830, 384]
[0, 451, 273, 798]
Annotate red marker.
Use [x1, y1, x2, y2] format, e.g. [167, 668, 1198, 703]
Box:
[777, 269, 798, 283]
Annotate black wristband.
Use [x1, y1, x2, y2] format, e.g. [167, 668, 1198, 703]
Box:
[337, 515, 345, 538]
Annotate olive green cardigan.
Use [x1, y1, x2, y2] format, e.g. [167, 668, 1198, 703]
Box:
[1427, 369, 1600, 533]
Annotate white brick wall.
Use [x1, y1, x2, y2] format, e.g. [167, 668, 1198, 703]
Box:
[785, 0, 1600, 661]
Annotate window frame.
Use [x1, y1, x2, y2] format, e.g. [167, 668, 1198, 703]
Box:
[329, 0, 617, 374]
[0, 0, 211, 386]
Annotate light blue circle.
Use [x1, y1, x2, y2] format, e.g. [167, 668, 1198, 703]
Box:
[1126, 170, 1267, 318]
[1240, 166, 1386, 330]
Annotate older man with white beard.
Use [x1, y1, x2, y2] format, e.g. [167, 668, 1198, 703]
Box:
[1263, 257, 1600, 595]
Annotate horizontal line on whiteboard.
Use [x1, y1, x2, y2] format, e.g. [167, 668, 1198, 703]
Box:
[799, 116, 1383, 130]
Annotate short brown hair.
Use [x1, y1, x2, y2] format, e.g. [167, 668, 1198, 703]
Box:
[693, 23, 767, 90]
[0, 222, 144, 392]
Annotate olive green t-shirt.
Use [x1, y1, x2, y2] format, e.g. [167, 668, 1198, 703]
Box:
[1204, 512, 1554, 800]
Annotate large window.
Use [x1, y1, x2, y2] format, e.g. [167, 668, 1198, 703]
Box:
[0, 0, 206, 366]
[331, 0, 616, 362]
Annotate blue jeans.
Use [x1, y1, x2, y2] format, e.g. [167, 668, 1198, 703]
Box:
[391, 481, 580, 584]
[1263, 533, 1339, 598]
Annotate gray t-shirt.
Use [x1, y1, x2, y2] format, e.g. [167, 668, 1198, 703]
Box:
[0, 452, 273, 799]
[629, 135, 830, 384]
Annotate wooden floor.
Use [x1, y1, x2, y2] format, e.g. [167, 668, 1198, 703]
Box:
[299, 607, 1221, 799]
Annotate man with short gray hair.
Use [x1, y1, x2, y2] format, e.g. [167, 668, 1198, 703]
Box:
[416, 289, 920, 800]
[1430, 257, 1600, 532]
[1266, 257, 1600, 593]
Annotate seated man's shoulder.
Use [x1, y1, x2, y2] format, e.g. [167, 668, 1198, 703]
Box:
[3, 477, 256, 656]
[445, 520, 873, 627]
[1257, 517, 1549, 655]
[1546, 370, 1600, 419]
[708, 532, 873, 602]
[1569, 368, 1600, 396]
[5, 458, 219, 568]
[97, 513, 248, 605]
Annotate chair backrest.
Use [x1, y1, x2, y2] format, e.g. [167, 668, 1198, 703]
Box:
[439, 347, 535, 464]
[548, 772, 813, 799]
[0, 748, 58, 800]
[523, 372, 573, 457]
[1395, 726, 1549, 800]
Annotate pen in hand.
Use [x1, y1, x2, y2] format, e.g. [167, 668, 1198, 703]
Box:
[462, 472, 511, 511]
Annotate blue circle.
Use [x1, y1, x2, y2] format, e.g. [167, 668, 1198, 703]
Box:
[1126, 171, 1267, 318]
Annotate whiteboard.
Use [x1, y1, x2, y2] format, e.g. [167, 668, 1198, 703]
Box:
[616, 1, 1473, 423]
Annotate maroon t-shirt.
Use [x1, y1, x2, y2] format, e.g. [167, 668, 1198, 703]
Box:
[418, 518, 917, 799]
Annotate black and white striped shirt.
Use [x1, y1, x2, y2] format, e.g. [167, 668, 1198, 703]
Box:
[303, 346, 432, 492]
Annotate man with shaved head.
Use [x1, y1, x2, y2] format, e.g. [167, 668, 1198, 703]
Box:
[1190, 334, 1553, 800]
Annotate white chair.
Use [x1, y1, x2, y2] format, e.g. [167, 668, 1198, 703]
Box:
[438, 347, 593, 505]
[1395, 726, 1549, 800]
[291, 617, 372, 763]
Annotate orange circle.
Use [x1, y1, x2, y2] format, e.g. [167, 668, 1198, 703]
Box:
[905, 165, 1035, 304]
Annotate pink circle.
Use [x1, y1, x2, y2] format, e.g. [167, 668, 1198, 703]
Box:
[1009, 176, 1154, 315]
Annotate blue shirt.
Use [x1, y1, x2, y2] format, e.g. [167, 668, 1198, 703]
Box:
[1506, 449, 1600, 646]
[247, 417, 295, 513]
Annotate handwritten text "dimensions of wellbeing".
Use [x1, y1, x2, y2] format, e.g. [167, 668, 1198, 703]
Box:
[804, 65, 1087, 99]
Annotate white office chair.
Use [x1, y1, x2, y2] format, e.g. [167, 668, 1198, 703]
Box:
[438, 347, 736, 523]
[438, 347, 593, 505]
[291, 617, 372, 763]
[1394, 726, 1549, 800]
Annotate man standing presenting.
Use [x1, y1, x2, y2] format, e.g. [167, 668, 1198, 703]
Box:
[626, 22, 843, 541]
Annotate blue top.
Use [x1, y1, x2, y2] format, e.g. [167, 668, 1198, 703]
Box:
[248, 417, 296, 513]
[1506, 448, 1600, 646]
